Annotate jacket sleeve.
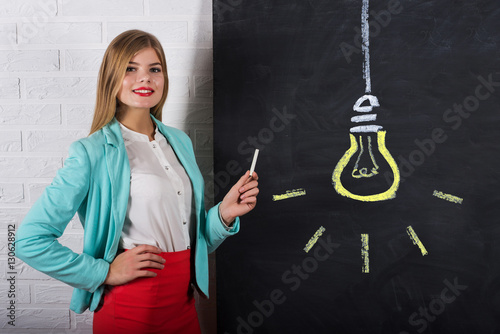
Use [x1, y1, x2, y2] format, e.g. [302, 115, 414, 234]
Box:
[204, 202, 240, 254]
[15, 141, 109, 293]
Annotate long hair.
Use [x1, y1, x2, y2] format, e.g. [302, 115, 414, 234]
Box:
[89, 30, 169, 135]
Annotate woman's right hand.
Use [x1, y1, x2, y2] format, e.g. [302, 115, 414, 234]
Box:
[104, 245, 166, 286]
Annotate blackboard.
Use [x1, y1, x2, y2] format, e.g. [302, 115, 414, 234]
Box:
[213, 1, 500, 333]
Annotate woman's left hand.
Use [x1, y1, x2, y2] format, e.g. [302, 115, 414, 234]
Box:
[219, 170, 259, 226]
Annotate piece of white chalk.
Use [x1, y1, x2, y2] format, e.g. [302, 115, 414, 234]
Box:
[249, 149, 259, 177]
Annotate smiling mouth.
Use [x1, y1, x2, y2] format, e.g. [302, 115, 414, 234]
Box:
[133, 89, 154, 93]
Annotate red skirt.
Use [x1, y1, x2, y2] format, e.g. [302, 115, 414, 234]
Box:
[93, 249, 201, 334]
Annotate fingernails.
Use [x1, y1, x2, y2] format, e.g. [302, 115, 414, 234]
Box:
[239, 187, 245, 192]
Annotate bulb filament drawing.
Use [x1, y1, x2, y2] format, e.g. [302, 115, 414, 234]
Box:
[332, 0, 400, 202]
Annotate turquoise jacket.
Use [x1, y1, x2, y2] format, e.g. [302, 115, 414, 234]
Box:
[15, 115, 239, 314]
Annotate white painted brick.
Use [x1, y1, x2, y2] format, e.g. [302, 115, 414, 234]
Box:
[0, 1, 215, 331]
[166, 48, 212, 71]
[0, 183, 24, 203]
[0, 283, 30, 303]
[0, 0, 58, 17]
[65, 49, 104, 72]
[0, 104, 60, 125]
[20, 22, 101, 44]
[62, 0, 143, 16]
[149, 0, 211, 15]
[194, 75, 213, 97]
[108, 21, 188, 44]
[59, 233, 84, 253]
[192, 20, 212, 43]
[70, 214, 83, 230]
[0, 157, 61, 178]
[0, 209, 27, 229]
[66, 104, 94, 127]
[0, 130, 22, 152]
[0, 50, 59, 72]
[168, 76, 190, 97]
[74, 310, 93, 329]
[0, 78, 20, 99]
[25, 77, 96, 100]
[35, 284, 72, 304]
[26, 130, 86, 152]
[195, 128, 213, 152]
[28, 182, 49, 203]
[0, 260, 8, 279]
[0, 23, 17, 45]
[0, 233, 10, 254]
[0, 308, 70, 329]
[163, 103, 212, 124]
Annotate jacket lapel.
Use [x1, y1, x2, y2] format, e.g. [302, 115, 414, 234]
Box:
[151, 115, 205, 216]
[102, 118, 131, 259]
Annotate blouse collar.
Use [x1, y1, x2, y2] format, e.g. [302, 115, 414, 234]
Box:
[118, 120, 161, 143]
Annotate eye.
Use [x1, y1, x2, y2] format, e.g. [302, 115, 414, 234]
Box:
[150, 67, 162, 73]
[126, 67, 136, 72]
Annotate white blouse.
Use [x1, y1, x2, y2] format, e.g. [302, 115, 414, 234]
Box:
[118, 121, 195, 252]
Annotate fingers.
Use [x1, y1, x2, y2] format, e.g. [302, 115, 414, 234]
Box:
[131, 245, 166, 269]
[241, 195, 258, 205]
[238, 171, 259, 203]
[236, 170, 251, 187]
[135, 270, 158, 278]
[105, 245, 168, 286]
[133, 244, 162, 254]
[244, 171, 259, 185]
[137, 261, 165, 271]
[240, 187, 259, 201]
[136, 252, 166, 269]
[218, 170, 259, 223]
[239, 179, 258, 193]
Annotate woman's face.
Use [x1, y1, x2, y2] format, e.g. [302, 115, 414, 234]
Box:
[117, 47, 164, 113]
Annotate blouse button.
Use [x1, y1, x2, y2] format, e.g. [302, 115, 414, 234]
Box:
[187, 246, 191, 249]
[177, 190, 182, 195]
[183, 221, 187, 225]
[152, 144, 156, 148]
[164, 166, 169, 170]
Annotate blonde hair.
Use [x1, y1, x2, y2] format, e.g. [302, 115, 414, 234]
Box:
[89, 30, 169, 135]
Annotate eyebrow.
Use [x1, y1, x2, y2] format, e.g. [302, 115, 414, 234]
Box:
[128, 61, 162, 66]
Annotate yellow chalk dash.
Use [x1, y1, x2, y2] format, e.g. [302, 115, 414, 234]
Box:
[361, 234, 369, 273]
[303, 226, 326, 253]
[432, 190, 463, 204]
[272, 188, 306, 201]
[406, 226, 428, 256]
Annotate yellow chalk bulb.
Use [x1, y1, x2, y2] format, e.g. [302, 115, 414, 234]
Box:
[332, 95, 400, 202]
[334, 0, 400, 202]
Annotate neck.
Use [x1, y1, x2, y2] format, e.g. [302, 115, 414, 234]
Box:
[115, 106, 156, 140]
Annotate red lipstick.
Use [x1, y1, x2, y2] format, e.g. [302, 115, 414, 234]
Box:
[132, 86, 155, 97]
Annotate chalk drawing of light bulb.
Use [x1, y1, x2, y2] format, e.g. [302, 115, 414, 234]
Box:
[332, 0, 400, 202]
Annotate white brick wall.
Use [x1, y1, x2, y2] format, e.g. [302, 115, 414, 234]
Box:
[0, 0, 216, 333]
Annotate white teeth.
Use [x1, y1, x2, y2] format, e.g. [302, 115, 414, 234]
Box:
[133, 90, 153, 93]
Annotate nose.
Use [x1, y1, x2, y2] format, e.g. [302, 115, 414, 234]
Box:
[138, 69, 151, 83]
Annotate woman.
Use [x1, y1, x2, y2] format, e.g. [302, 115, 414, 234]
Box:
[15, 30, 259, 333]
